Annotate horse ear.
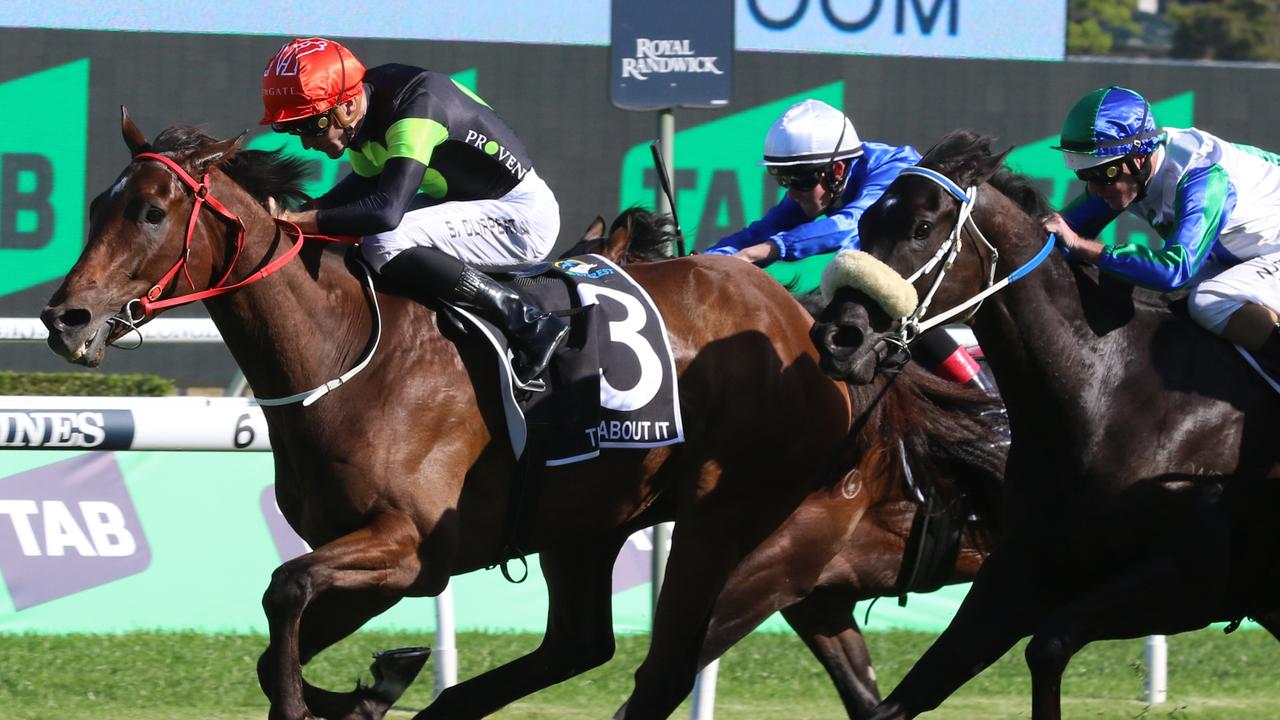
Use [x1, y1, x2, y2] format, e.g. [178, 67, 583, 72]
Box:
[189, 133, 245, 174]
[582, 216, 607, 241]
[121, 106, 150, 155]
[600, 222, 631, 263]
[962, 145, 1014, 188]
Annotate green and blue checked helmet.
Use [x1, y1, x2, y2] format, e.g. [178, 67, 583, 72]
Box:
[1052, 86, 1165, 171]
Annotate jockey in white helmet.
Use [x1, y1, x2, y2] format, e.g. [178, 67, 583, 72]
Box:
[708, 99, 993, 391]
[705, 98, 920, 265]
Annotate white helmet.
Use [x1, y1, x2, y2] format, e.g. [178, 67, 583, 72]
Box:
[762, 99, 862, 168]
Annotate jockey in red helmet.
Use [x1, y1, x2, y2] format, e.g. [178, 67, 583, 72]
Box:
[260, 38, 566, 388]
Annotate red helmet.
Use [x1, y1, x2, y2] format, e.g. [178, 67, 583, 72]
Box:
[260, 38, 366, 125]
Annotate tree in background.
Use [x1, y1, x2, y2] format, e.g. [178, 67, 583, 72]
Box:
[1068, 0, 1139, 55]
[1169, 0, 1280, 61]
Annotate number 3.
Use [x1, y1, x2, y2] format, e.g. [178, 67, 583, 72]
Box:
[577, 285, 662, 411]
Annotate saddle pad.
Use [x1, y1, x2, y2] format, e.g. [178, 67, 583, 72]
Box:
[448, 254, 683, 465]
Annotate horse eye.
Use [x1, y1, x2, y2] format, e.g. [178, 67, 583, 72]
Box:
[144, 206, 166, 225]
[912, 222, 933, 240]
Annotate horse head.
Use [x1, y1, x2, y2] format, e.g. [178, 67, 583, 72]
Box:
[42, 108, 292, 366]
[813, 130, 1014, 385]
[560, 207, 680, 264]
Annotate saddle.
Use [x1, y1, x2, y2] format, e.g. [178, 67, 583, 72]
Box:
[1166, 296, 1280, 397]
[443, 254, 685, 466]
[440, 255, 686, 581]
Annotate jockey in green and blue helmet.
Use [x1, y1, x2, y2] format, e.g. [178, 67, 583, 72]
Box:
[1044, 85, 1280, 366]
[1052, 86, 1165, 201]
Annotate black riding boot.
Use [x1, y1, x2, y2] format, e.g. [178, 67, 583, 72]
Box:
[454, 267, 569, 385]
[1254, 322, 1280, 374]
[381, 246, 569, 386]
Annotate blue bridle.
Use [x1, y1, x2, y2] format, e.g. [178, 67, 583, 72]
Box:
[888, 165, 1055, 342]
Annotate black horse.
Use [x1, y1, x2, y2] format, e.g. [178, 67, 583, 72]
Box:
[812, 129, 1280, 719]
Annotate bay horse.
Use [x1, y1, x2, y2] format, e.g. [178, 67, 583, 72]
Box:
[46, 114, 851, 720]
[575, 209, 1008, 718]
[41, 110, 1004, 720]
[811, 129, 1280, 719]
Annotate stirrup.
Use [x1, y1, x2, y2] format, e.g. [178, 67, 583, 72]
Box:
[512, 375, 547, 393]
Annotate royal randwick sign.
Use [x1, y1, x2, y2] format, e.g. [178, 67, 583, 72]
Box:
[611, 0, 734, 110]
[620, 39, 726, 81]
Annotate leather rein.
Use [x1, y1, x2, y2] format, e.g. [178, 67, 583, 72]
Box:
[118, 151, 380, 407]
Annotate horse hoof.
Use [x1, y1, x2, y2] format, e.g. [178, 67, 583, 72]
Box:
[369, 646, 432, 705]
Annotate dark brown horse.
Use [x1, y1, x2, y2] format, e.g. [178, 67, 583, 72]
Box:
[695, 360, 1004, 718]
[563, 208, 679, 265]
[574, 210, 1007, 718]
[812, 129, 1280, 719]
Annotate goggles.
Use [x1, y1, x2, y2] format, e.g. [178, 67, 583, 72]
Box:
[271, 111, 333, 137]
[1075, 159, 1126, 186]
[771, 168, 825, 192]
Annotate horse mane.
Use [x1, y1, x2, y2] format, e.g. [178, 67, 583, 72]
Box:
[919, 129, 1052, 220]
[853, 362, 1006, 530]
[920, 129, 1188, 316]
[611, 206, 680, 261]
[152, 125, 313, 206]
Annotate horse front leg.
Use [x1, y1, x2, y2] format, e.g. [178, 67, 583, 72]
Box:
[868, 543, 1043, 720]
[781, 590, 882, 720]
[261, 511, 424, 720]
[257, 591, 429, 720]
[413, 534, 627, 719]
[1024, 556, 1207, 720]
[1253, 608, 1280, 644]
[620, 495, 804, 720]
[698, 493, 863, 679]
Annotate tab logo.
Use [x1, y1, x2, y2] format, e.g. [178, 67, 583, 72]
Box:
[0, 60, 88, 298]
[0, 454, 150, 609]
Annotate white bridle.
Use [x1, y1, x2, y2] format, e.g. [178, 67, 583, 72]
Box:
[890, 166, 1055, 349]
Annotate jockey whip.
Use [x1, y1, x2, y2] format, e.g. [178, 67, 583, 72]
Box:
[649, 139, 687, 257]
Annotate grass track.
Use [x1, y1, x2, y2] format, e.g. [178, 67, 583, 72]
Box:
[3, 628, 1278, 718]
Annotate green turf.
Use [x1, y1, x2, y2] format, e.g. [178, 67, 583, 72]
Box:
[2, 628, 1277, 719]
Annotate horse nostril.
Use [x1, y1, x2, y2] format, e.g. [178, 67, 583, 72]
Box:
[832, 324, 864, 351]
[41, 306, 91, 333]
[810, 322, 835, 353]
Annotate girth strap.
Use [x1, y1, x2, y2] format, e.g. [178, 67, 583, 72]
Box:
[893, 438, 964, 604]
[492, 422, 551, 583]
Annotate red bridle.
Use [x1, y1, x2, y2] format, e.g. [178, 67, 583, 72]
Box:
[127, 151, 354, 319]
